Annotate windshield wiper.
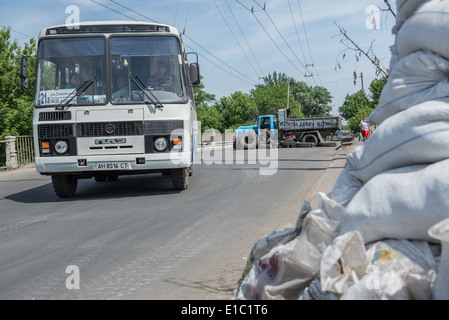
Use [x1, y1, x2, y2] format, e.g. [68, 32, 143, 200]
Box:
[56, 79, 93, 111]
[129, 74, 164, 109]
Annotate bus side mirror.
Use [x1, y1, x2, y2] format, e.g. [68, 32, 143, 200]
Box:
[20, 56, 29, 91]
[189, 62, 200, 86]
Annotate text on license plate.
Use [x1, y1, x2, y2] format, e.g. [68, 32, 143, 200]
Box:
[93, 162, 131, 170]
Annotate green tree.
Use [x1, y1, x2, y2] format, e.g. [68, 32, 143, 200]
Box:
[252, 78, 303, 118]
[260, 71, 289, 86]
[338, 90, 370, 122]
[0, 26, 36, 139]
[292, 81, 333, 117]
[193, 79, 216, 106]
[212, 91, 258, 131]
[338, 77, 387, 132]
[260, 72, 333, 117]
[196, 103, 223, 133]
[368, 77, 387, 107]
[193, 80, 219, 133]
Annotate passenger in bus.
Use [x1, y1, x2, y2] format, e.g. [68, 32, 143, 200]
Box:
[112, 74, 129, 99]
[65, 73, 80, 89]
[147, 61, 174, 90]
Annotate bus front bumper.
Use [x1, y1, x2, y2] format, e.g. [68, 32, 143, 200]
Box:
[35, 152, 192, 175]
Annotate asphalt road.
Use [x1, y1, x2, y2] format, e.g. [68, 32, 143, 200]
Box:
[0, 144, 354, 300]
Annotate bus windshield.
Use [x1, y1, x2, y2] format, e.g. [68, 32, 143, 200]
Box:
[35, 35, 188, 107]
[36, 37, 107, 107]
[110, 36, 187, 104]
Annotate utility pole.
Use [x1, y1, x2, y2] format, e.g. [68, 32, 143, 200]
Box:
[360, 72, 364, 92]
[354, 72, 365, 92]
[287, 77, 291, 109]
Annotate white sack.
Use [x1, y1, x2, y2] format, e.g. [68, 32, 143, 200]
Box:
[397, 0, 449, 60]
[340, 160, 449, 243]
[394, 0, 427, 33]
[369, 50, 449, 125]
[348, 99, 449, 183]
[328, 168, 363, 207]
[389, 53, 400, 74]
[236, 209, 339, 300]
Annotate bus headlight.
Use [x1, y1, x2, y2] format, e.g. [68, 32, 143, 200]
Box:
[55, 140, 69, 154]
[154, 137, 168, 152]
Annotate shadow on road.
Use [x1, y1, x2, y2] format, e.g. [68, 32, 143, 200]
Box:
[5, 174, 182, 204]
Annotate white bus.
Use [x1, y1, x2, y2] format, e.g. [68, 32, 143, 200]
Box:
[20, 21, 201, 197]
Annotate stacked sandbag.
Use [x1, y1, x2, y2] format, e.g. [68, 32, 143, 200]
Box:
[325, 0, 449, 299]
[237, 0, 449, 300]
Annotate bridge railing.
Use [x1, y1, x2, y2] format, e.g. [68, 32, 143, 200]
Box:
[0, 135, 34, 170]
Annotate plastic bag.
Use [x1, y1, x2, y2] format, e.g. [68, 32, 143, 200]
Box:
[428, 218, 449, 299]
[320, 231, 369, 294]
[237, 201, 311, 288]
[339, 240, 436, 300]
[236, 209, 339, 300]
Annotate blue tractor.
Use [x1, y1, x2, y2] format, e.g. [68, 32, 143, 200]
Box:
[234, 115, 278, 149]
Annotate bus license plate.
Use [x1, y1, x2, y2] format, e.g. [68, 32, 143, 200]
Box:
[93, 162, 131, 170]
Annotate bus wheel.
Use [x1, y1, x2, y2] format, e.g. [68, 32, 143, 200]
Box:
[51, 175, 77, 198]
[171, 167, 189, 190]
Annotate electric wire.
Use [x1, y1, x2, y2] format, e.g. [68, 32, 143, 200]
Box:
[0, 25, 34, 39]
[236, 1, 312, 85]
[90, 0, 139, 22]
[182, 0, 192, 34]
[213, 0, 261, 78]
[182, 33, 258, 85]
[224, 0, 265, 76]
[287, 0, 308, 71]
[173, 0, 180, 26]
[297, 0, 324, 86]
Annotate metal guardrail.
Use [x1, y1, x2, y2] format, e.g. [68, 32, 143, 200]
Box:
[0, 135, 34, 170]
[16, 136, 35, 165]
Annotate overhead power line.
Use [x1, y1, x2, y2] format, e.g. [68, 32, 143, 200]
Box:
[236, 1, 312, 85]
[296, 0, 323, 86]
[90, 0, 138, 21]
[182, 33, 258, 85]
[224, 0, 265, 77]
[287, 0, 308, 72]
[213, 0, 261, 78]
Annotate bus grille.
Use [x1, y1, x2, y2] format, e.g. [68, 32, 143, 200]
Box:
[38, 111, 72, 121]
[77, 121, 144, 137]
[144, 120, 184, 135]
[38, 124, 74, 138]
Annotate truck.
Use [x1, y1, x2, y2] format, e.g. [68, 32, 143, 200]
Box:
[19, 21, 201, 197]
[234, 109, 342, 149]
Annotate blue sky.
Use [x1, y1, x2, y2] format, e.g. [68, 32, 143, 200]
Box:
[1, 0, 397, 115]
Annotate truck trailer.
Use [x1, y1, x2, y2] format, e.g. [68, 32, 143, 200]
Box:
[234, 109, 342, 149]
